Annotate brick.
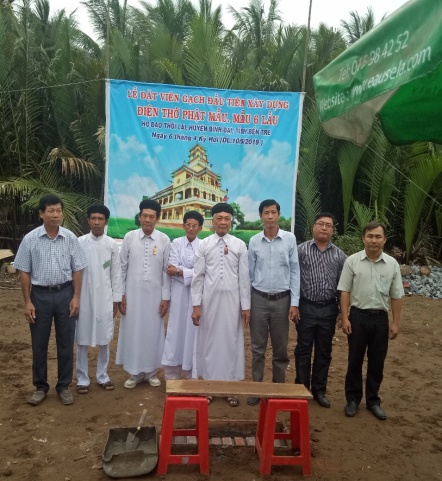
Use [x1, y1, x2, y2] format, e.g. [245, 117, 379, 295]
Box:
[222, 437, 233, 446]
[187, 436, 197, 445]
[234, 437, 246, 446]
[211, 437, 222, 445]
[245, 437, 256, 447]
[173, 436, 186, 445]
[274, 439, 286, 447]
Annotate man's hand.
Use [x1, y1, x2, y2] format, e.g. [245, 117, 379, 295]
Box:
[242, 309, 250, 328]
[289, 306, 300, 324]
[341, 317, 352, 335]
[336, 312, 343, 328]
[389, 323, 399, 339]
[113, 302, 119, 318]
[192, 306, 201, 326]
[69, 295, 80, 318]
[159, 300, 169, 318]
[24, 301, 36, 325]
[119, 295, 127, 315]
[166, 265, 180, 277]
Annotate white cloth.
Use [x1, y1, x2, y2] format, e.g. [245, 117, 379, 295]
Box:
[76, 344, 110, 386]
[162, 236, 199, 375]
[116, 228, 171, 375]
[76, 233, 122, 346]
[191, 233, 250, 381]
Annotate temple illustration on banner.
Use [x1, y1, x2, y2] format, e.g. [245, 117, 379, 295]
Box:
[149, 144, 228, 229]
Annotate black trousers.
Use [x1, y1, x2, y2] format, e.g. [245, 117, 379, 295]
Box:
[345, 308, 389, 407]
[30, 285, 76, 394]
[294, 299, 338, 395]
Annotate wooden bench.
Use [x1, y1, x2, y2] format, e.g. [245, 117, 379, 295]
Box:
[158, 380, 313, 476]
[166, 379, 313, 399]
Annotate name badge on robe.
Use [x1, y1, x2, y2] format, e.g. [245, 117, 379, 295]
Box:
[103, 259, 111, 269]
[153, 245, 157, 255]
[224, 245, 228, 255]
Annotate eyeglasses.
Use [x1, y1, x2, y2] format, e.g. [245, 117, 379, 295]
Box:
[315, 222, 334, 229]
[184, 223, 200, 229]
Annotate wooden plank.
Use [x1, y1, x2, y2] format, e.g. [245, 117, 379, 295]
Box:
[166, 380, 312, 399]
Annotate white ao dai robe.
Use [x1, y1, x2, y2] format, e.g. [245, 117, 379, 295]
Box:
[191, 233, 250, 381]
[161, 236, 199, 373]
[116, 229, 171, 375]
[76, 233, 122, 346]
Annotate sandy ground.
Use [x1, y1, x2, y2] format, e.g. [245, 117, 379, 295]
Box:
[1, 285, 441, 481]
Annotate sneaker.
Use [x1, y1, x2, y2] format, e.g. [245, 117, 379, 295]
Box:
[124, 373, 145, 389]
[59, 389, 74, 405]
[146, 375, 161, 387]
[28, 390, 47, 406]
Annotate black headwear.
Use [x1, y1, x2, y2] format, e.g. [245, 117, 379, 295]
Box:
[139, 199, 161, 215]
[184, 210, 204, 226]
[211, 203, 233, 216]
[87, 204, 110, 220]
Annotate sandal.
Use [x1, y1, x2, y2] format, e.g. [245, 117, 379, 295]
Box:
[226, 396, 240, 407]
[98, 381, 114, 391]
[207, 396, 213, 405]
[76, 385, 89, 394]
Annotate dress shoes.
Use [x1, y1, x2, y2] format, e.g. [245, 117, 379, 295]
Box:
[313, 393, 330, 408]
[367, 404, 387, 420]
[344, 401, 358, 417]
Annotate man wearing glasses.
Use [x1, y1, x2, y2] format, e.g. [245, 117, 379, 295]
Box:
[162, 211, 204, 380]
[295, 212, 346, 408]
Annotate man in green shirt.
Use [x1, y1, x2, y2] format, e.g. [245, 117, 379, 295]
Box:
[338, 221, 404, 420]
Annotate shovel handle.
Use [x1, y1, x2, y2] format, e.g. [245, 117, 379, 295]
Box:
[137, 409, 148, 429]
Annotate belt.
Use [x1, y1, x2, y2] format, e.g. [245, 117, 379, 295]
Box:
[252, 287, 290, 301]
[32, 281, 72, 292]
[300, 297, 337, 307]
[351, 306, 387, 317]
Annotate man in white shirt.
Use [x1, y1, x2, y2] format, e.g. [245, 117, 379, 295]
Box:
[191, 203, 250, 407]
[116, 199, 171, 389]
[76, 204, 122, 394]
[162, 211, 204, 380]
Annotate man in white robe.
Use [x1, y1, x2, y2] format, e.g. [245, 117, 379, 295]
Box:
[76, 204, 122, 393]
[161, 211, 204, 380]
[116, 199, 171, 389]
[191, 203, 250, 406]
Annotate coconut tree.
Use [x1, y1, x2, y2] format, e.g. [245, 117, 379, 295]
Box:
[340, 7, 376, 45]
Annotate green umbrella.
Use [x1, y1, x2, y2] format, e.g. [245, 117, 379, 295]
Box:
[313, 0, 442, 146]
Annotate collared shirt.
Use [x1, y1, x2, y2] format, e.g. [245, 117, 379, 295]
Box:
[298, 239, 346, 302]
[248, 228, 300, 306]
[337, 249, 404, 311]
[14, 225, 87, 286]
[119, 228, 171, 299]
[191, 233, 250, 310]
[168, 235, 200, 287]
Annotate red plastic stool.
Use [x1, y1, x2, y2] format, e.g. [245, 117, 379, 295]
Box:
[255, 398, 311, 476]
[157, 396, 209, 475]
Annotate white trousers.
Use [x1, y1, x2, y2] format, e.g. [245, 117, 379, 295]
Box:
[76, 344, 111, 386]
[164, 365, 194, 380]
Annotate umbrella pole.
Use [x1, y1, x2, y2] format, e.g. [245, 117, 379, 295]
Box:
[301, 0, 313, 93]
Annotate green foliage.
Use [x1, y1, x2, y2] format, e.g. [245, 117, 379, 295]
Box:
[0, 0, 440, 260]
[332, 234, 363, 256]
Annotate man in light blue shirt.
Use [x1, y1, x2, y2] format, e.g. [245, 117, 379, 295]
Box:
[14, 194, 87, 406]
[247, 199, 300, 406]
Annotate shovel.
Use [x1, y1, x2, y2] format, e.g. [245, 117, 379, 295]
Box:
[125, 409, 148, 451]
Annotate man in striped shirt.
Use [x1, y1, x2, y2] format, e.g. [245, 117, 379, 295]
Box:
[295, 212, 346, 408]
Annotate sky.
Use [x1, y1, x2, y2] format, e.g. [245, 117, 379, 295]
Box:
[47, 0, 409, 40]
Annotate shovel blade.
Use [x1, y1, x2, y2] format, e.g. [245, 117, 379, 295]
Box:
[125, 431, 140, 451]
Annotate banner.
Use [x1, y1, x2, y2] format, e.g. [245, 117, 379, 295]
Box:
[105, 80, 303, 239]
